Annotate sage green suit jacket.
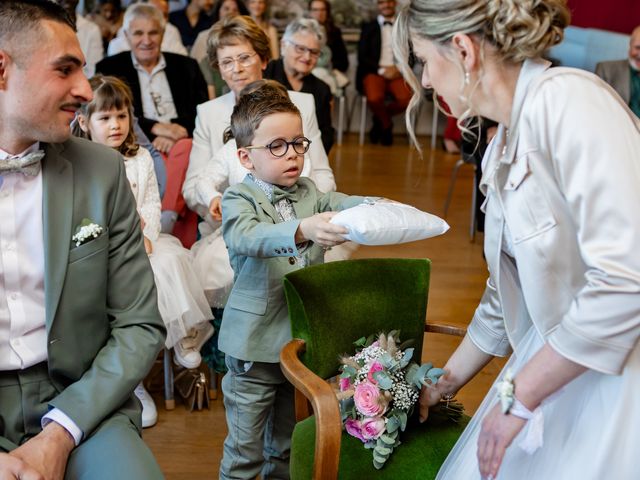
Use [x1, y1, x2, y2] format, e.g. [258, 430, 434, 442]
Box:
[41, 137, 166, 437]
[220, 176, 365, 363]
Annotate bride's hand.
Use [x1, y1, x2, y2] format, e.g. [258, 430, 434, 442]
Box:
[477, 403, 527, 479]
[418, 370, 453, 423]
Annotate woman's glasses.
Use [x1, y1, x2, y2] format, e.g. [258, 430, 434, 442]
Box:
[218, 52, 259, 72]
[245, 136, 312, 157]
[286, 41, 321, 58]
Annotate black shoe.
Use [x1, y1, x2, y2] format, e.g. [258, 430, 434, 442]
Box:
[380, 127, 393, 146]
[369, 120, 382, 144]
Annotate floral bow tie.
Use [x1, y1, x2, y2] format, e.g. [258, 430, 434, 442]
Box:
[272, 184, 299, 204]
[0, 150, 45, 177]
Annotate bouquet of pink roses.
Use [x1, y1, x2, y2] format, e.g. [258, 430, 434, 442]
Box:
[338, 331, 454, 469]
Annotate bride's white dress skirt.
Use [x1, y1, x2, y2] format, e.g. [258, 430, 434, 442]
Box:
[437, 326, 640, 479]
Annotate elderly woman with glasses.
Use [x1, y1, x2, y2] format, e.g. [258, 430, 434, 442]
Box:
[264, 17, 335, 153]
[184, 15, 335, 229]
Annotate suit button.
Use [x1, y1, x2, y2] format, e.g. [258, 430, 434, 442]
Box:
[287, 247, 293, 253]
[288, 257, 296, 265]
[275, 249, 281, 254]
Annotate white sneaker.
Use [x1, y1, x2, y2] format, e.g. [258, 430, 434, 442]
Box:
[134, 383, 158, 428]
[174, 339, 202, 369]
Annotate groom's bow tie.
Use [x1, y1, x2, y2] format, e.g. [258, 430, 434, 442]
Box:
[0, 150, 45, 177]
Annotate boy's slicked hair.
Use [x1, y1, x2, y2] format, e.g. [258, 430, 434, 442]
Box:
[0, 0, 75, 64]
[230, 80, 300, 148]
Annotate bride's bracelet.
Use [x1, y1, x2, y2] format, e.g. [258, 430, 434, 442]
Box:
[495, 369, 534, 420]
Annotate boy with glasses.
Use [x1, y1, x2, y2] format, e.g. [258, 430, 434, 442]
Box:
[217, 82, 373, 479]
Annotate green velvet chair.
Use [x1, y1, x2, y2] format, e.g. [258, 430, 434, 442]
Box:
[280, 258, 468, 479]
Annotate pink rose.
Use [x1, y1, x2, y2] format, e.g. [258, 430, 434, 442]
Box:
[339, 377, 351, 391]
[345, 418, 366, 442]
[367, 361, 385, 384]
[361, 417, 386, 440]
[354, 382, 386, 416]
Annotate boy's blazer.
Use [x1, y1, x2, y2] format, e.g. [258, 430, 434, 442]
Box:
[219, 177, 365, 363]
[42, 137, 165, 436]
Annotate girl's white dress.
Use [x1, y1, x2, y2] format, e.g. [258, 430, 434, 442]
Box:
[435, 59, 640, 479]
[124, 148, 212, 347]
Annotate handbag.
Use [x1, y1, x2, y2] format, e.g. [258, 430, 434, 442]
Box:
[174, 367, 210, 411]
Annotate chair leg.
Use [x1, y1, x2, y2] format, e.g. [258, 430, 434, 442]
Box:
[163, 348, 175, 410]
[337, 95, 345, 146]
[431, 102, 439, 151]
[359, 96, 367, 146]
[443, 158, 465, 217]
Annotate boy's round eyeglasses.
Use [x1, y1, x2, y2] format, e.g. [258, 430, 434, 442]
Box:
[245, 137, 312, 157]
[218, 52, 258, 72]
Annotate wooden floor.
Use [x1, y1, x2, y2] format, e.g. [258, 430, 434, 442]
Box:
[143, 133, 506, 479]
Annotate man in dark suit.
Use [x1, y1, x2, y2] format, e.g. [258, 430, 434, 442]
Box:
[596, 25, 640, 117]
[356, 0, 411, 146]
[0, 1, 165, 478]
[97, 2, 208, 153]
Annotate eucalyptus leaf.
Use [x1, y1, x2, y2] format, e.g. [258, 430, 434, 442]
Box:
[379, 352, 393, 368]
[354, 336, 367, 347]
[386, 416, 400, 433]
[399, 348, 414, 368]
[380, 434, 395, 446]
[373, 460, 385, 470]
[365, 334, 375, 347]
[372, 371, 394, 390]
[405, 363, 418, 385]
[373, 452, 388, 465]
[374, 445, 392, 456]
[398, 411, 408, 431]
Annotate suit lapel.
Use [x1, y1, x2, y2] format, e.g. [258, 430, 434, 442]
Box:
[243, 177, 280, 223]
[42, 143, 73, 332]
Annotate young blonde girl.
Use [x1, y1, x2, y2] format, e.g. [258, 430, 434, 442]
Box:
[74, 75, 213, 427]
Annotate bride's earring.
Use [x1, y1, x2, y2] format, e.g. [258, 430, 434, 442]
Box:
[458, 70, 470, 102]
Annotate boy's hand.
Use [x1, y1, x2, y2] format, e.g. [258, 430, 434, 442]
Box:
[208, 196, 222, 221]
[297, 212, 348, 247]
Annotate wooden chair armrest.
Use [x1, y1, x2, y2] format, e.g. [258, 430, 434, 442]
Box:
[280, 338, 342, 480]
[425, 322, 467, 337]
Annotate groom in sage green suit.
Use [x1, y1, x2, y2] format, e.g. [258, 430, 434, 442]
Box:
[0, 1, 166, 478]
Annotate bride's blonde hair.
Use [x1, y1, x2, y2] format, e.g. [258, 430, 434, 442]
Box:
[393, 0, 570, 151]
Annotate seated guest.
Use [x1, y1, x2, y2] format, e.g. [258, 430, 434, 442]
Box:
[96, 2, 208, 152]
[356, 0, 411, 146]
[87, 0, 124, 51]
[190, 0, 249, 63]
[308, 0, 348, 74]
[596, 25, 640, 117]
[169, 0, 215, 50]
[108, 0, 188, 56]
[56, 0, 104, 77]
[246, 0, 279, 59]
[265, 18, 335, 153]
[183, 15, 335, 229]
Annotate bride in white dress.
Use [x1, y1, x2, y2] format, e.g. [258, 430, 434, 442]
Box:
[393, 1, 640, 479]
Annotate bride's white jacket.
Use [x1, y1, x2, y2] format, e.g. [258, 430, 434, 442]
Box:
[467, 59, 640, 375]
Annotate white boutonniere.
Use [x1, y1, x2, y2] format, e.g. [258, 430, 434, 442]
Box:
[72, 218, 104, 247]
